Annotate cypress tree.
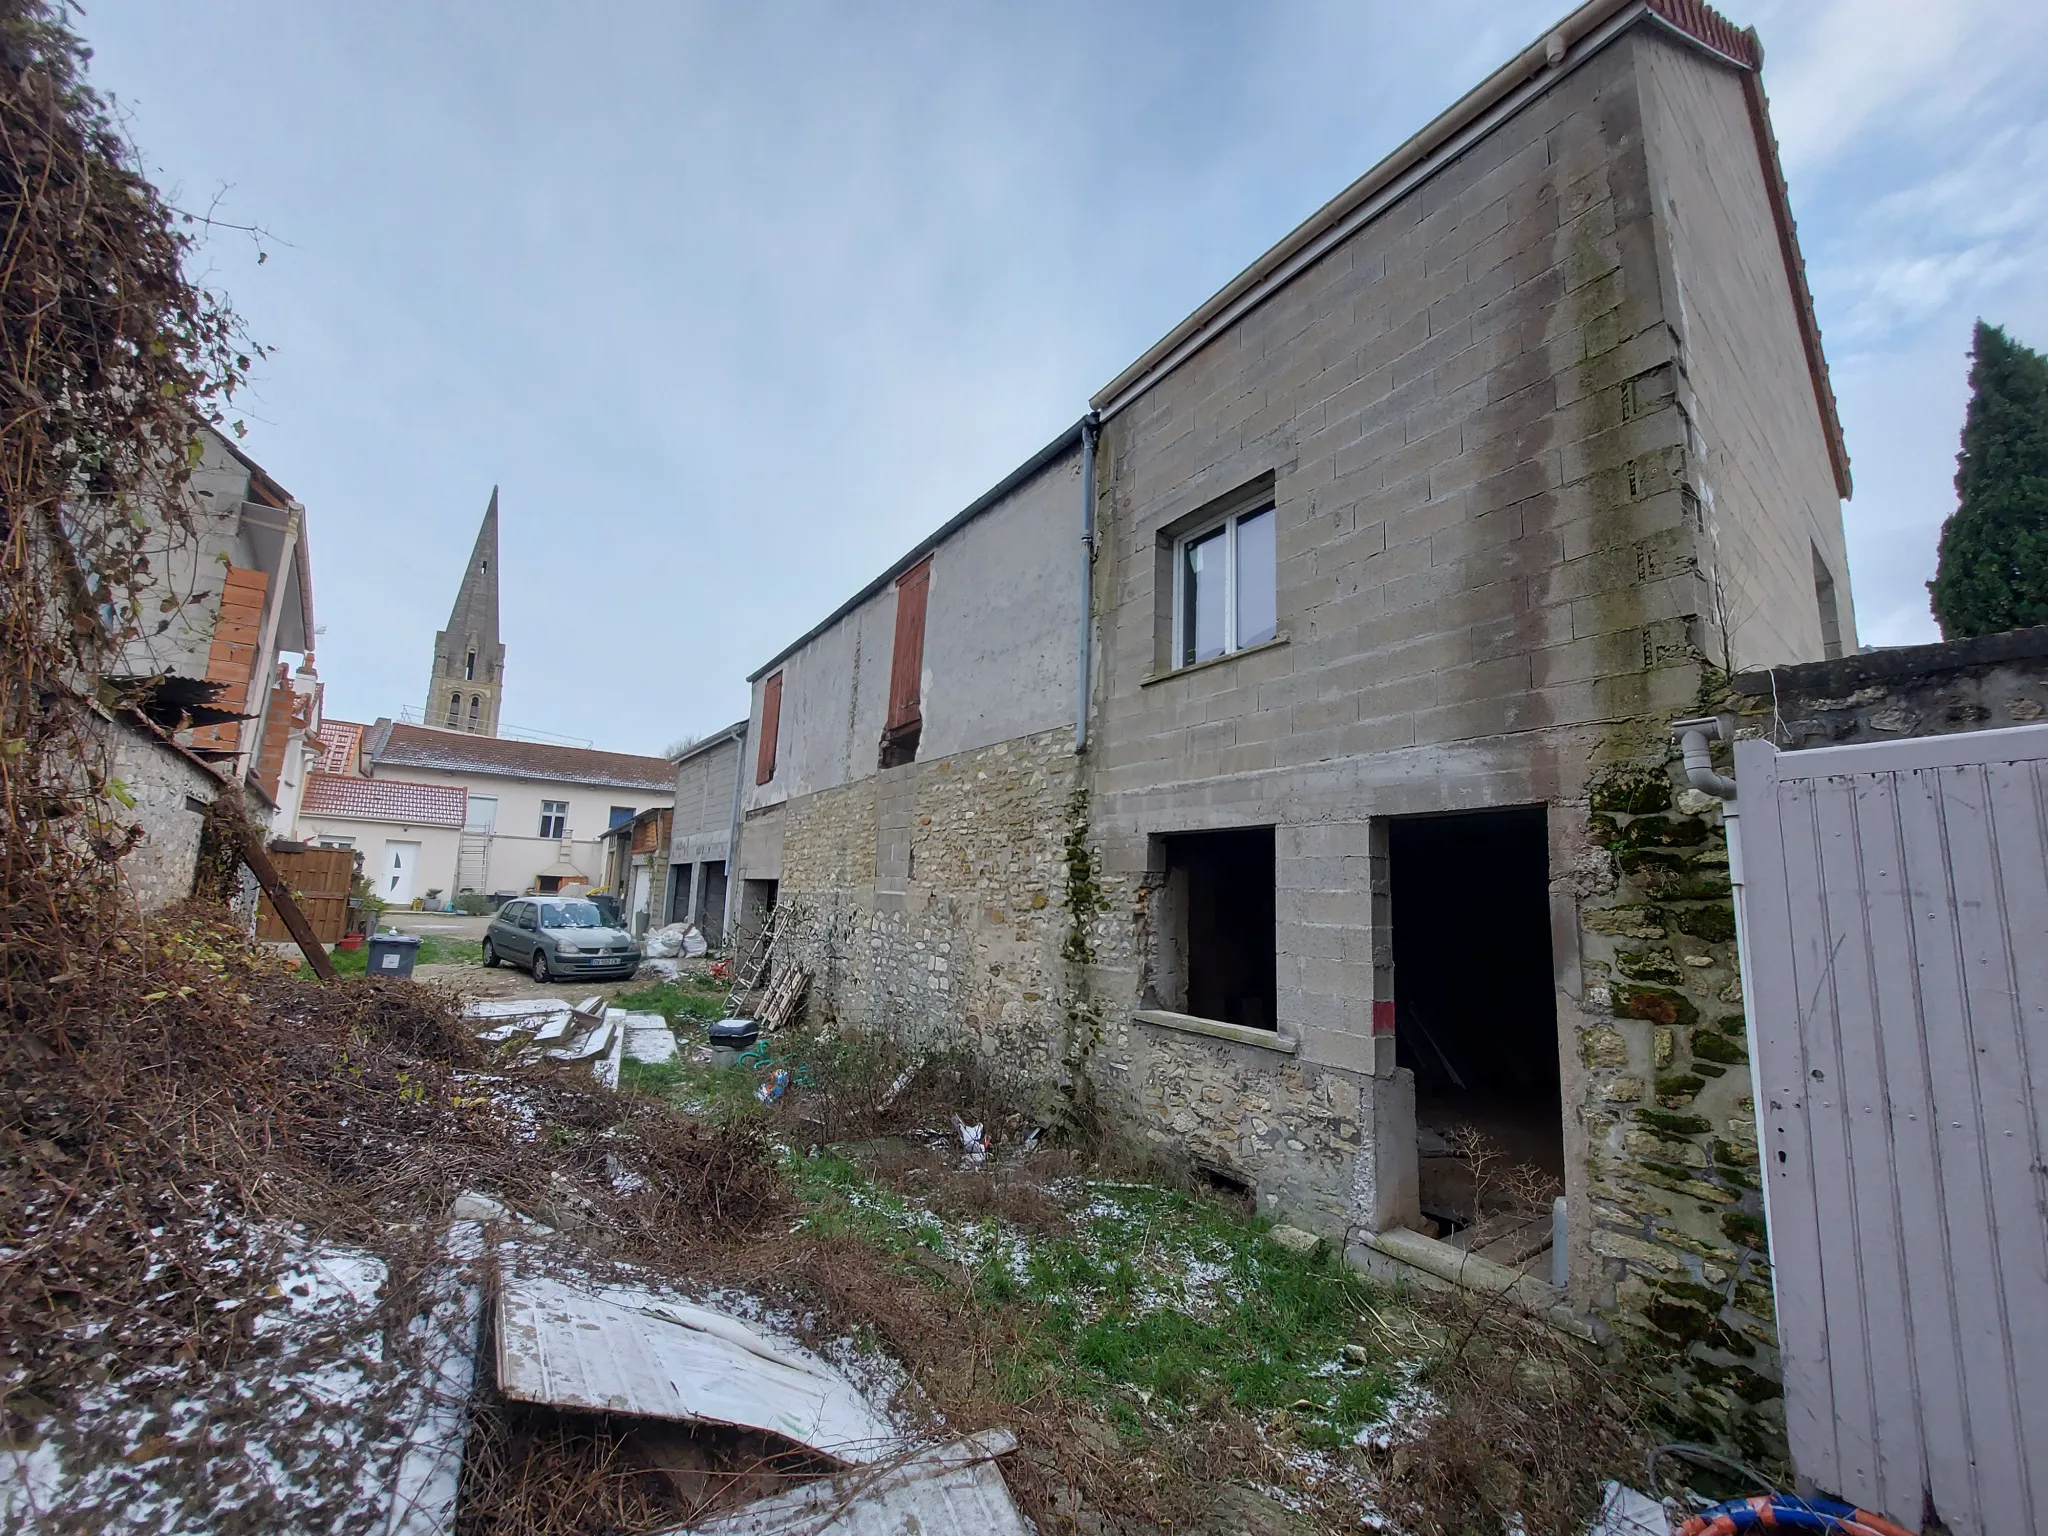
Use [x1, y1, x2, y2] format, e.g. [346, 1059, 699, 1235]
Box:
[1929, 321, 2048, 638]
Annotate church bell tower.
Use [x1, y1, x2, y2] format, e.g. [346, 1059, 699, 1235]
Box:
[426, 488, 506, 736]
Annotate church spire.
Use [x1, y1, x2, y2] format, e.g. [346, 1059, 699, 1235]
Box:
[425, 488, 506, 736]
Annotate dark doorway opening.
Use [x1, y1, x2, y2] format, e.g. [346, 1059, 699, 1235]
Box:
[737, 877, 779, 949]
[699, 860, 729, 946]
[1154, 827, 1276, 1031]
[1390, 807, 1562, 1266]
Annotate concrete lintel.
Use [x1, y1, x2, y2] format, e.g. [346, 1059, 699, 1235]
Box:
[1132, 1009, 1299, 1054]
[1349, 1226, 1596, 1341]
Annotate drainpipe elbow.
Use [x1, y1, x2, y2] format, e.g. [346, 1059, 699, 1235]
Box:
[1669, 715, 1736, 799]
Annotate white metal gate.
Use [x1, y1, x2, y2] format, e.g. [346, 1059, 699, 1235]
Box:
[1735, 724, 2048, 1535]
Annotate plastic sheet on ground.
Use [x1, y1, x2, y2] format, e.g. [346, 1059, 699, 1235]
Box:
[1585, 1482, 1672, 1536]
[664, 1431, 1027, 1536]
[495, 1264, 899, 1465]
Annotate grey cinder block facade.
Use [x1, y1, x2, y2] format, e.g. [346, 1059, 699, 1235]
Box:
[734, 0, 1852, 1455]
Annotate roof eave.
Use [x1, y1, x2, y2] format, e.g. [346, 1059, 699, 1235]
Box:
[1084, 1, 1849, 495]
[671, 720, 748, 766]
[746, 422, 1085, 683]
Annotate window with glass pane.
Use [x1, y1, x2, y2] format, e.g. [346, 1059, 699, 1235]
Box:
[1177, 503, 1276, 667]
[1234, 509, 1276, 649]
[1181, 527, 1228, 664]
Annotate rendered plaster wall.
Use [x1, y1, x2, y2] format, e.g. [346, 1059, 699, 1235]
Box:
[742, 448, 1081, 813]
[671, 734, 739, 865]
[1633, 33, 1857, 670]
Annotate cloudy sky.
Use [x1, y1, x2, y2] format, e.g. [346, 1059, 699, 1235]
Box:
[81, 0, 2048, 756]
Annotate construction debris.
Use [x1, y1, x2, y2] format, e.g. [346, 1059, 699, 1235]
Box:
[494, 1264, 901, 1465]
[669, 1431, 1028, 1536]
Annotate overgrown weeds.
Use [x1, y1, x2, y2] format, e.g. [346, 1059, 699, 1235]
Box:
[1363, 1284, 1655, 1535]
[613, 977, 729, 1025]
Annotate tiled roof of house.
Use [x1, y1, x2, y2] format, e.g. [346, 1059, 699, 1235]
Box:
[370, 722, 677, 792]
[315, 720, 363, 775]
[301, 772, 466, 827]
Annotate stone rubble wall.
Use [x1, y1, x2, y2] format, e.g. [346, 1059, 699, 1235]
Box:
[105, 714, 228, 913]
[1725, 627, 2048, 748]
[1572, 758, 1778, 1460]
[776, 729, 1082, 1098]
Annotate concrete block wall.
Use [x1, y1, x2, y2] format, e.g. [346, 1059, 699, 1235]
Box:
[747, 20, 1855, 1459]
[671, 734, 739, 866]
[1632, 34, 1856, 671]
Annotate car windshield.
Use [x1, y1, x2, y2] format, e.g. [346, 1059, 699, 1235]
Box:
[540, 901, 605, 930]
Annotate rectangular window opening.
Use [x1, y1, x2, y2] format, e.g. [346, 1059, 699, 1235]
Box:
[1175, 502, 1276, 668]
[1149, 826, 1277, 1030]
[1389, 807, 1563, 1266]
[881, 558, 930, 768]
[1811, 543, 1844, 661]
[608, 805, 638, 830]
[538, 800, 568, 840]
[756, 673, 783, 785]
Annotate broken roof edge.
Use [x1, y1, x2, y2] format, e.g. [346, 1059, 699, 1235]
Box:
[1086, 0, 1849, 498]
[746, 421, 1085, 683]
[671, 720, 747, 767]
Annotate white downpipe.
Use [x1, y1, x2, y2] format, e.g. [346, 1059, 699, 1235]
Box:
[1669, 716, 1778, 1329]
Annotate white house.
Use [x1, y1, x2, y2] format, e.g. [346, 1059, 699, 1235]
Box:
[295, 719, 675, 906]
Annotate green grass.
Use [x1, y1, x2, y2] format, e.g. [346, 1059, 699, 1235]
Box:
[781, 1152, 1395, 1444]
[299, 933, 476, 978]
[613, 979, 729, 1025]
[616, 1052, 765, 1121]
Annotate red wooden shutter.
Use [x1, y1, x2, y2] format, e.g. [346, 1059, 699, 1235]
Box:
[755, 672, 783, 785]
[886, 558, 931, 733]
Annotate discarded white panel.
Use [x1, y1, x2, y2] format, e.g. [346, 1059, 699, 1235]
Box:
[624, 1015, 679, 1065]
[469, 998, 574, 1043]
[1584, 1482, 1670, 1536]
[594, 1019, 626, 1090]
[379, 1221, 484, 1536]
[496, 1269, 898, 1464]
[468, 998, 572, 1022]
[549, 1014, 617, 1063]
[671, 1432, 1026, 1536]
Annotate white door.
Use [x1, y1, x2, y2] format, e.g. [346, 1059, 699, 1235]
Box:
[382, 840, 421, 905]
[630, 866, 653, 932]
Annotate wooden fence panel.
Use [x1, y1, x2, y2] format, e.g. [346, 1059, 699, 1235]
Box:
[257, 845, 354, 945]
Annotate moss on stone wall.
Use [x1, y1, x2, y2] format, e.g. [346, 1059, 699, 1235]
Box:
[1576, 757, 1779, 1462]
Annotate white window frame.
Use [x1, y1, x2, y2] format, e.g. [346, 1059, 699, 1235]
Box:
[1172, 499, 1276, 669]
[315, 835, 354, 850]
[539, 800, 568, 839]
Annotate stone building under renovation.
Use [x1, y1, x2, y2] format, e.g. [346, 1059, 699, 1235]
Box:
[735, 0, 1853, 1452]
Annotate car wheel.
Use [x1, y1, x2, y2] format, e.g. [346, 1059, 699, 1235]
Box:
[481, 939, 500, 969]
[531, 948, 551, 983]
